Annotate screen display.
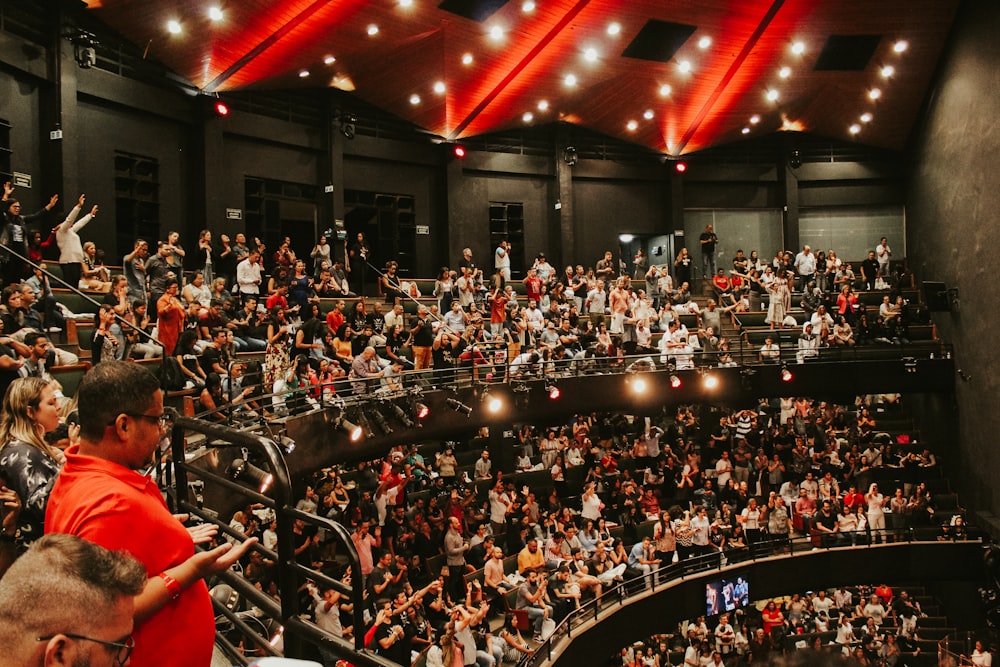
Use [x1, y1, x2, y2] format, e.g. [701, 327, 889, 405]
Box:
[706, 573, 750, 616]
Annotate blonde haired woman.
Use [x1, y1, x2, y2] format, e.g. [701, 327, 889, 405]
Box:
[0, 378, 68, 546]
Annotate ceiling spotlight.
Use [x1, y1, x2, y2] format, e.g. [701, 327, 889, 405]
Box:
[701, 371, 719, 389]
[766, 89, 780, 102]
[860, 112, 873, 123]
[659, 84, 672, 97]
[399, 0, 414, 6]
[698, 36, 712, 49]
[522, 112, 534, 123]
[893, 40, 909, 54]
[849, 123, 862, 135]
[367, 24, 380, 36]
[368, 407, 393, 436]
[643, 109, 654, 120]
[415, 402, 430, 420]
[607, 22, 621, 36]
[564, 73, 578, 87]
[626, 120, 638, 131]
[780, 363, 793, 382]
[489, 25, 504, 40]
[779, 66, 792, 79]
[749, 114, 761, 124]
[324, 55, 336, 65]
[433, 81, 446, 94]
[791, 41, 806, 55]
[546, 383, 560, 400]
[298, 70, 310, 78]
[618, 234, 634, 243]
[213, 101, 230, 117]
[741, 127, 750, 135]
[462, 53, 474, 65]
[678, 60, 692, 74]
[869, 88, 882, 100]
[336, 415, 364, 442]
[583, 47, 599, 63]
[446, 397, 473, 417]
[537, 100, 549, 111]
[227, 458, 273, 493]
[674, 161, 687, 173]
[522, 0, 536, 12]
[208, 7, 224, 21]
[167, 19, 182, 35]
[669, 374, 681, 388]
[409, 94, 421, 105]
[881, 65, 895, 78]
[452, 145, 466, 158]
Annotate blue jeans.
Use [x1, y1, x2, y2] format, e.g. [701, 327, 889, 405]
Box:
[702, 253, 716, 278]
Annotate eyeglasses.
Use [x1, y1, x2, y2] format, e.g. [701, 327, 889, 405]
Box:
[37, 633, 134, 666]
[108, 409, 175, 431]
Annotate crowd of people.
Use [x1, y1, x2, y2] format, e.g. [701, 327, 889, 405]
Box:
[619, 582, 965, 667]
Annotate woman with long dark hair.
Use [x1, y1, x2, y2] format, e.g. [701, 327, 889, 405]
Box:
[1, 184, 59, 286]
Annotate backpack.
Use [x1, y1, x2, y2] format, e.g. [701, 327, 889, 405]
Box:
[156, 356, 186, 391]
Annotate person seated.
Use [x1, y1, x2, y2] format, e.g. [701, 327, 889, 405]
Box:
[758, 336, 781, 363]
[809, 305, 835, 339]
[796, 322, 821, 363]
[830, 316, 856, 346]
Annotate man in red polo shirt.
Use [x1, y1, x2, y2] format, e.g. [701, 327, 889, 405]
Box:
[46, 361, 256, 667]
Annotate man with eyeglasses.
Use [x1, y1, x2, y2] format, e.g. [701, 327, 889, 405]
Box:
[0, 533, 146, 667]
[46, 361, 257, 667]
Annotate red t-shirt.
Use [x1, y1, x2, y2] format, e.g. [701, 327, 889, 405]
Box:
[45, 445, 215, 667]
[326, 309, 346, 336]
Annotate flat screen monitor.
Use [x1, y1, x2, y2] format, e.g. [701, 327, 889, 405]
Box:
[706, 573, 750, 616]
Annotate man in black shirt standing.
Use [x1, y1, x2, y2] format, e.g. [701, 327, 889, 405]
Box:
[699, 224, 718, 278]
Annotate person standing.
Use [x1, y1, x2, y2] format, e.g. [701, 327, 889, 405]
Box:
[1, 182, 59, 287]
[349, 232, 369, 295]
[236, 250, 263, 303]
[495, 239, 511, 282]
[876, 237, 892, 279]
[45, 361, 255, 667]
[699, 224, 718, 278]
[443, 516, 468, 601]
[54, 193, 97, 290]
[793, 245, 816, 291]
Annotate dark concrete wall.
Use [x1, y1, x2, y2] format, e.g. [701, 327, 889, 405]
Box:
[905, 0, 1000, 517]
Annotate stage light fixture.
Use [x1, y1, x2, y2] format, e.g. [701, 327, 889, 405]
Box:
[630, 376, 649, 394]
[391, 403, 415, 428]
[213, 101, 230, 117]
[227, 458, 273, 493]
[546, 382, 560, 400]
[415, 402, 430, 419]
[563, 146, 578, 166]
[701, 371, 719, 389]
[369, 407, 393, 435]
[670, 374, 681, 388]
[482, 391, 503, 414]
[446, 397, 473, 417]
[339, 112, 357, 140]
[453, 145, 466, 158]
[780, 363, 793, 382]
[675, 161, 687, 173]
[336, 415, 364, 442]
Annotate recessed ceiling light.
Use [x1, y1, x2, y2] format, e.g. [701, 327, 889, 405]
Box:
[522, 0, 536, 12]
[489, 25, 504, 40]
[583, 47, 599, 63]
[698, 36, 712, 50]
[869, 88, 882, 100]
[893, 40, 909, 54]
[409, 94, 421, 105]
[643, 109, 654, 120]
[564, 73, 577, 87]
[749, 115, 760, 124]
[399, 0, 413, 6]
[791, 41, 806, 55]
[881, 65, 895, 78]
[298, 70, 310, 78]
[779, 66, 792, 78]
[678, 60, 692, 74]
[860, 112, 873, 123]
[167, 19, 182, 34]
[741, 127, 751, 135]
[766, 89, 779, 102]
[626, 120, 638, 131]
[537, 100, 549, 111]
[461, 53, 473, 65]
[849, 123, 862, 135]
[659, 84, 672, 97]
[324, 55, 336, 65]
[208, 7, 223, 21]
[522, 112, 534, 123]
[607, 22, 621, 36]
[433, 81, 446, 94]
[367, 24, 379, 36]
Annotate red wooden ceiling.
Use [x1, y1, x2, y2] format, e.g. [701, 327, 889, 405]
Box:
[86, 0, 960, 155]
